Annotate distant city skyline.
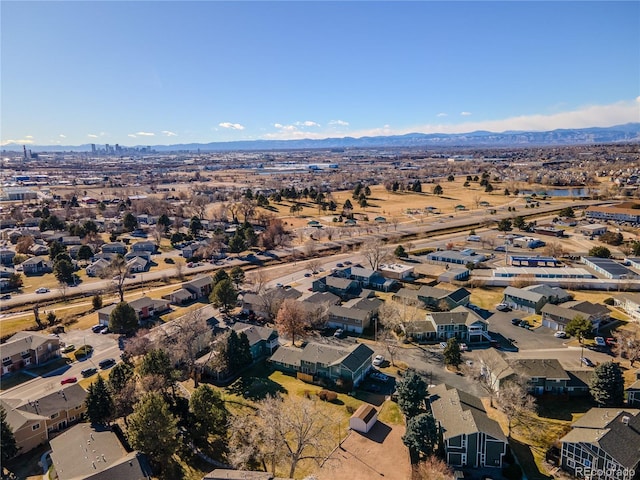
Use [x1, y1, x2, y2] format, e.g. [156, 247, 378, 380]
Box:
[2, 1, 639, 147]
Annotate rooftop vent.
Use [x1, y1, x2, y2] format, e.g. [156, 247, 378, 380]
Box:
[622, 415, 630, 426]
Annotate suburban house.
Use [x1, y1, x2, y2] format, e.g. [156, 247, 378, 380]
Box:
[510, 359, 571, 395]
[131, 240, 157, 254]
[86, 258, 111, 277]
[559, 408, 640, 479]
[429, 384, 508, 469]
[502, 284, 572, 314]
[101, 242, 128, 255]
[241, 288, 302, 319]
[614, 292, 640, 322]
[126, 256, 149, 273]
[0, 248, 16, 265]
[394, 285, 471, 311]
[269, 342, 374, 387]
[336, 266, 398, 292]
[349, 404, 378, 434]
[627, 370, 640, 407]
[50, 423, 152, 480]
[311, 275, 361, 299]
[97, 296, 171, 326]
[477, 349, 517, 392]
[428, 306, 490, 343]
[21, 256, 53, 275]
[1, 383, 87, 455]
[183, 275, 214, 298]
[232, 322, 279, 360]
[541, 301, 609, 332]
[2, 331, 61, 375]
[164, 275, 214, 305]
[327, 297, 382, 334]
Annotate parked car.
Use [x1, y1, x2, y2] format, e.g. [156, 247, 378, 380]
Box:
[459, 343, 468, 352]
[100, 327, 110, 334]
[98, 358, 116, 369]
[494, 245, 506, 252]
[370, 372, 389, 383]
[594, 336, 606, 347]
[61, 344, 75, 353]
[519, 320, 530, 328]
[336, 263, 344, 267]
[511, 318, 521, 325]
[496, 303, 509, 311]
[0, 294, 11, 300]
[554, 331, 568, 338]
[60, 377, 77, 385]
[581, 357, 595, 367]
[333, 328, 345, 338]
[439, 342, 447, 349]
[606, 337, 617, 346]
[372, 354, 385, 366]
[344, 261, 352, 265]
[81, 367, 97, 377]
[91, 324, 104, 333]
[304, 273, 312, 277]
[35, 287, 49, 294]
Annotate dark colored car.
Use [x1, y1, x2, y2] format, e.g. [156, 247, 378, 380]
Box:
[81, 367, 98, 377]
[98, 358, 116, 369]
[511, 318, 521, 325]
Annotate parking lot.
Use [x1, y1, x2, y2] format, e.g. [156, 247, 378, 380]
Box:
[487, 311, 569, 351]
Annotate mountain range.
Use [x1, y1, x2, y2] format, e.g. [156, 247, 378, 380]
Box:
[5, 123, 639, 153]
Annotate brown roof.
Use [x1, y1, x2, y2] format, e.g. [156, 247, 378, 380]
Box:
[352, 403, 377, 423]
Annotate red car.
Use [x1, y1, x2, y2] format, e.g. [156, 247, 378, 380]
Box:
[606, 337, 617, 346]
[60, 377, 77, 385]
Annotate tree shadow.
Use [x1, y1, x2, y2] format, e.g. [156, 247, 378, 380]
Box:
[225, 374, 287, 401]
[508, 437, 553, 480]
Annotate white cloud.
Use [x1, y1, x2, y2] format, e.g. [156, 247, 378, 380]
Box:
[88, 134, 99, 138]
[329, 119, 349, 126]
[59, 134, 66, 138]
[437, 113, 448, 117]
[25, 135, 33, 139]
[136, 131, 155, 136]
[219, 122, 245, 130]
[128, 134, 137, 138]
[161, 130, 177, 137]
[296, 120, 320, 127]
[0, 138, 34, 146]
[460, 111, 472, 116]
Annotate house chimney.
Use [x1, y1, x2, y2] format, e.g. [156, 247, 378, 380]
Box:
[622, 415, 630, 426]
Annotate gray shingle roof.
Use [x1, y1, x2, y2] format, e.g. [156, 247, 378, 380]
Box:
[561, 408, 640, 470]
[429, 384, 507, 443]
[232, 322, 278, 346]
[511, 359, 570, 381]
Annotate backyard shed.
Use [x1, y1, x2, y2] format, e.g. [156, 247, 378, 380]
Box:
[349, 404, 378, 433]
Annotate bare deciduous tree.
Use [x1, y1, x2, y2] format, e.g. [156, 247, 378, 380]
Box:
[496, 379, 537, 437]
[415, 455, 455, 480]
[307, 258, 322, 274]
[103, 255, 130, 302]
[360, 240, 389, 271]
[613, 329, 640, 367]
[275, 299, 308, 346]
[158, 309, 211, 387]
[228, 395, 338, 478]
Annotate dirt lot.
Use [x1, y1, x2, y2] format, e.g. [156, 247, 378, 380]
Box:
[315, 421, 411, 480]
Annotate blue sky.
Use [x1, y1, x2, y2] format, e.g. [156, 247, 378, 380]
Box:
[2, 1, 639, 146]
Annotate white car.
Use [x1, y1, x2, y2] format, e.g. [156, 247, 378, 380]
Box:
[554, 331, 568, 338]
[496, 303, 509, 311]
[35, 287, 49, 294]
[594, 336, 606, 347]
[439, 342, 448, 349]
[372, 355, 385, 366]
[459, 343, 468, 352]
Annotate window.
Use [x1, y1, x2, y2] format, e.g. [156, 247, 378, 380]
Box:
[50, 412, 59, 419]
[32, 423, 40, 431]
[567, 458, 575, 468]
